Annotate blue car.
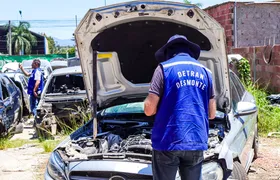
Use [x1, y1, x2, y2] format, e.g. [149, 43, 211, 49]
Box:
[0, 74, 23, 135]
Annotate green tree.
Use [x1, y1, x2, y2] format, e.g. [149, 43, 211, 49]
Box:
[6, 21, 37, 55]
[46, 36, 57, 54]
[184, 0, 203, 8]
[67, 47, 75, 54]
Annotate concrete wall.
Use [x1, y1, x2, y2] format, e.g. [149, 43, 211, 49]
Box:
[236, 3, 280, 47]
[231, 45, 280, 92]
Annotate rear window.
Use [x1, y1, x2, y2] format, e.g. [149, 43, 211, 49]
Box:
[46, 74, 85, 94]
[67, 58, 80, 67]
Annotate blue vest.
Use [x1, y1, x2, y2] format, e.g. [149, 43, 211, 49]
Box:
[28, 68, 44, 95]
[152, 53, 213, 151]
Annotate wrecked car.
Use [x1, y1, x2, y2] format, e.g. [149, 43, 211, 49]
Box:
[45, 1, 258, 180]
[50, 58, 68, 70]
[0, 74, 23, 135]
[5, 72, 31, 117]
[67, 57, 80, 67]
[35, 66, 87, 135]
[1, 62, 20, 73]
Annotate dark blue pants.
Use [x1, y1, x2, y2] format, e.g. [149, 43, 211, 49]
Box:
[152, 150, 203, 180]
[30, 94, 38, 117]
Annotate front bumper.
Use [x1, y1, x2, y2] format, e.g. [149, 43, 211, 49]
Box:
[45, 159, 223, 180]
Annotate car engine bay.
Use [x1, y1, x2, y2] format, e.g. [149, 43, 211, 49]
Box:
[59, 115, 228, 162]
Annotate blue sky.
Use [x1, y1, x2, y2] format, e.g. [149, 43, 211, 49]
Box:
[0, 0, 267, 40]
[0, 0, 236, 20]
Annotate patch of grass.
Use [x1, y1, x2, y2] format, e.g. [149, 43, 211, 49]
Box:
[246, 83, 280, 135]
[36, 103, 91, 141]
[55, 105, 91, 136]
[41, 140, 61, 153]
[0, 138, 36, 150]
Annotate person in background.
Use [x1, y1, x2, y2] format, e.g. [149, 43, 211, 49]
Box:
[19, 59, 44, 117]
[144, 35, 216, 180]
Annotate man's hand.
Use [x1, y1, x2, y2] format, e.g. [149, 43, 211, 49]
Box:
[144, 93, 160, 116]
[33, 80, 41, 98]
[19, 63, 31, 76]
[33, 91, 38, 98]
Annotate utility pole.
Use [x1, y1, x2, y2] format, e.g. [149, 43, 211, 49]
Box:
[8, 20, 12, 55]
[104, 0, 107, 5]
[75, 15, 78, 27]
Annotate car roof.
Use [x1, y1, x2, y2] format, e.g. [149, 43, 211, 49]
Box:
[5, 72, 24, 76]
[22, 59, 51, 68]
[52, 66, 82, 76]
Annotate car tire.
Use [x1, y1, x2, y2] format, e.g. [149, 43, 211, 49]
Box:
[231, 161, 248, 180]
[252, 122, 259, 159]
[0, 122, 6, 136]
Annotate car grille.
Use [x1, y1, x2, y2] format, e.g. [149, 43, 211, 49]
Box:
[70, 171, 152, 180]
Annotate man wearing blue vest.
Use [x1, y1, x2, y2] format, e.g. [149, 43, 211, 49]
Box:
[144, 35, 216, 180]
[19, 59, 44, 117]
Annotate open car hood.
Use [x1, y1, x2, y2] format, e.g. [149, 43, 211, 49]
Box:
[75, 1, 231, 113]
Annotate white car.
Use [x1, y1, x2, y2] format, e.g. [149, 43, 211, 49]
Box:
[45, 1, 258, 180]
[2, 62, 20, 73]
[228, 54, 244, 64]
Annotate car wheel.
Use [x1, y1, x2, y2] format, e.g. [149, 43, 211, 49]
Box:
[230, 161, 248, 180]
[0, 122, 6, 136]
[252, 122, 259, 159]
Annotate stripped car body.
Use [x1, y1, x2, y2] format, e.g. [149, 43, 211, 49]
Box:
[50, 59, 68, 70]
[45, 1, 258, 180]
[36, 66, 87, 134]
[5, 72, 31, 116]
[0, 74, 23, 135]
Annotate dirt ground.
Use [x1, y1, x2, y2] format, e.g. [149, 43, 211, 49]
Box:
[0, 144, 50, 180]
[0, 122, 50, 180]
[248, 137, 280, 180]
[0, 124, 279, 180]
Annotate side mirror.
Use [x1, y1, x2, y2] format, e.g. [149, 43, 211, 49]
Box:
[235, 102, 257, 117]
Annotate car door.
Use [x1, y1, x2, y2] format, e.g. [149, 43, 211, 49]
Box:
[230, 72, 257, 171]
[2, 76, 21, 123]
[19, 74, 31, 113]
[0, 77, 14, 130]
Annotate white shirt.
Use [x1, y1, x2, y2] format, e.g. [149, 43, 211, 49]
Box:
[34, 69, 42, 81]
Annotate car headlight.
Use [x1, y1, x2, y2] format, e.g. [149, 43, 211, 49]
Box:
[47, 152, 66, 180]
[202, 162, 223, 180]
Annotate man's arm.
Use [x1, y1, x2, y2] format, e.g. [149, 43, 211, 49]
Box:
[209, 98, 216, 119]
[19, 64, 31, 77]
[208, 75, 216, 119]
[144, 93, 160, 116]
[144, 65, 163, 116]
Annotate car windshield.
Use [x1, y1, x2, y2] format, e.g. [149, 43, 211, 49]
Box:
[46, 74, 85, 94]
[103, 102, 144, 115]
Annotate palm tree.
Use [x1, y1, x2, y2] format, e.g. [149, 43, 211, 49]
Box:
[6, 21, 37, 55]
[184, 0, 203, 8]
